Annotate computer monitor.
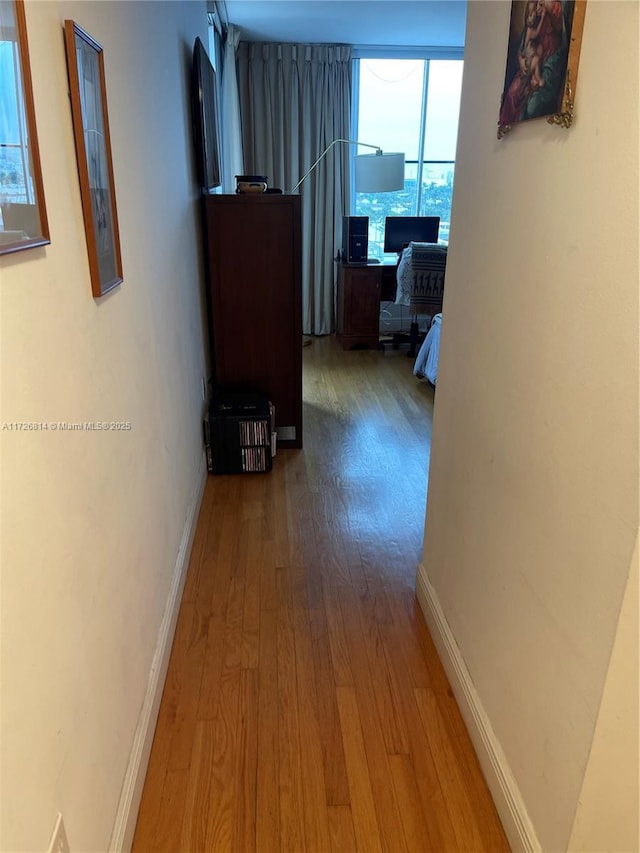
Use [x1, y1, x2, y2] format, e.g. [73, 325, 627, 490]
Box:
[383, 216, 440, 254]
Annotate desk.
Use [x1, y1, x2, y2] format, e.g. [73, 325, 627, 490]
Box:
[336, 261, 397, 350]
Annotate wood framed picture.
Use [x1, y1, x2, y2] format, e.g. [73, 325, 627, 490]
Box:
[498, 1, 587, 139]
[64, 20, 122, 297]
[0, 0, 50, 255]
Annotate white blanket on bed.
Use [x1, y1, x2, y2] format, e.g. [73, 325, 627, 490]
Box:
[413, 314, 442, 385]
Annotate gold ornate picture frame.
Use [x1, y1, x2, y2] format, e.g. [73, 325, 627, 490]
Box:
[0, 0, 49, 255]
[498, 0, 587, 139]
[64, 20, 122, 297]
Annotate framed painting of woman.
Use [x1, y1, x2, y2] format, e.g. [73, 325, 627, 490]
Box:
[498, 0, 587, 138]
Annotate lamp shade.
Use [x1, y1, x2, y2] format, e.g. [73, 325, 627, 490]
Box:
[354, 152, 405, 193]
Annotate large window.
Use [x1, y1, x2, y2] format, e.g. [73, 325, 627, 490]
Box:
[353, 56, 463, 259]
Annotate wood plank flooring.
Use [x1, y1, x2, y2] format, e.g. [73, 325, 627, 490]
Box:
[133, 335, 510, 852]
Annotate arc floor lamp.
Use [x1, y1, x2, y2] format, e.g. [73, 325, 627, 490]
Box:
[290, 139, 405, 194]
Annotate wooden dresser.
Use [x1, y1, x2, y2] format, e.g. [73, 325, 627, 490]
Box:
[202, 194, 302, 448]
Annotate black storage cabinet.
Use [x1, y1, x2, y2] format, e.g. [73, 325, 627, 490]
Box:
[204, 391, 272, 475]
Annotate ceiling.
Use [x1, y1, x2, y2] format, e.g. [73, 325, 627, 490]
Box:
[217, 1, 467, 49]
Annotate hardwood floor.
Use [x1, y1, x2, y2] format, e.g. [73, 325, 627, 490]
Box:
[132, 335, 510, 852]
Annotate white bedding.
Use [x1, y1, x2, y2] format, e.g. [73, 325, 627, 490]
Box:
[413, 313, 442, 385]
[395, 245, 414, 305]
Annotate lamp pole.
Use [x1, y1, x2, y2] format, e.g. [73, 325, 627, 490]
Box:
[290, 139, 382, 194]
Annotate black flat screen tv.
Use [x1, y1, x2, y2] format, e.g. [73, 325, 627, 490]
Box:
[192, 37, 221, 192]
[383, 216, 440, 254]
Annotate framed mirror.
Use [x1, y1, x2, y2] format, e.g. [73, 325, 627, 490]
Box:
[0, 0, 49, 254]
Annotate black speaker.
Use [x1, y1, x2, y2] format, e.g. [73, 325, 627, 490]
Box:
[342, 216, 368, 263]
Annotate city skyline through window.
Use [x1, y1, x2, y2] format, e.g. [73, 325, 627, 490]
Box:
[353, 57, 463, 258]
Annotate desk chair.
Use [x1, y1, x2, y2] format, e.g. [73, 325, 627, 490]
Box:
[382, 242, 447, 356]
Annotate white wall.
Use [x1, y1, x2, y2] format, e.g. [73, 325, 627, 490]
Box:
[0, 2, 209, 850]
[568, 536, 639, 852]
[419, 1, 639, 850]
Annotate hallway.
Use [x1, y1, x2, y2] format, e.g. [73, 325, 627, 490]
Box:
[133, 335, 509, 851]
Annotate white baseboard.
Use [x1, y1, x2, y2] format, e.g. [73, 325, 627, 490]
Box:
[415, 563, 541, 853]
[109, 457, 208, 852]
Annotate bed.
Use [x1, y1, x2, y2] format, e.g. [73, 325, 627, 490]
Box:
[413, 313, 442, 386]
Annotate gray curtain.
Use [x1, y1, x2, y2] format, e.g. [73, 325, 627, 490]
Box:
[220, 25, 244, 193]
[237, 43, 352, 335]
